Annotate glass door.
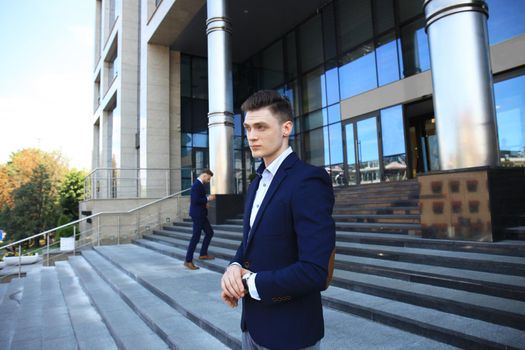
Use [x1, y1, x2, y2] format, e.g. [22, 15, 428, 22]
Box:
[344, 115, 381, 185]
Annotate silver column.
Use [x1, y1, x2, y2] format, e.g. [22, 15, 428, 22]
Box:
[424, 0, 498, 169]
[206, 0, 234, 194]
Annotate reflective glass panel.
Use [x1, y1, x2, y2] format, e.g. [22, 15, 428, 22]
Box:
[400, 18, 430, 77]
[192, 133, 208, 148]
[487, 0, 525, 45]
[345, 123, 357, 185]
[329, 123, 344, 165]
[373, 0, 395, 34]
[304, 127, 330, 166]
[397, 0, 424, 23]
[191, 57, 208, 99]
[325, 66, 340, 106]
[381, 105, 407, 181]
[376, 33, 401, 86]
[336, 0, 373, 53]
[339, 44, 377, 99]
[285, 31, 298, 80]
[327, 104, 341, 125]
[299, 15, 324, 72]
[357, 117, 380, 184]
[260, 40, 284, 89]
[303, 109, 326, 131]
[494, 74, 525, 167]
[302, 67, 325, 113]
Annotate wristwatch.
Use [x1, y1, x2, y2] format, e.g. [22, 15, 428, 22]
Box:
[242, 272, 252, 295]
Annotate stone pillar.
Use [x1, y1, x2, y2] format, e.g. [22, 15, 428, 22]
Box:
[206, 0, 234, 194]
[424, 0, 498, 169]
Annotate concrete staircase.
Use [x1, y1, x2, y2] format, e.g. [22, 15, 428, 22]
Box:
[135, 218, 525, 349]
[333, 180, 422, 235]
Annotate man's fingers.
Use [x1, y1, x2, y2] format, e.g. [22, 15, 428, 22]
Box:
[221, 291, 238, 308]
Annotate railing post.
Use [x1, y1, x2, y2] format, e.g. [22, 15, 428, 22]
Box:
[46, 233, 50, 267]
[136, 212, 140, 238]
[73, 226, 77, 255]
[107, 171, 111, 199]
[97, 216, 101, 246]
[18, 244, 22, 278]
[117, 215, 120, 245]
[165, 169, 169, 197]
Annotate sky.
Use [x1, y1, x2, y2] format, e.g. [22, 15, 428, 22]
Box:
[0, 1, 95, 170]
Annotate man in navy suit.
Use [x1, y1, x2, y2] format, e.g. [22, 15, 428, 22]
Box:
[184, 169, 216, 270]
[220, 90, 336, 349]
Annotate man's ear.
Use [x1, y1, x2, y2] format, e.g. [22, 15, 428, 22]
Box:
[282, 120, 293, 137]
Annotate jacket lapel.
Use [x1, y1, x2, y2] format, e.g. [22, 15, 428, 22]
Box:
[244, 153, 298, 253]
[243, 169, 262, 248]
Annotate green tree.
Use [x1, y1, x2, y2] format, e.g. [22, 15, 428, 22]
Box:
[1, 165, 60, 244]
[59, 170, 87, 220]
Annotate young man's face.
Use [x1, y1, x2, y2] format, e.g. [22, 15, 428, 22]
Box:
[201, 174, 212, 184]
[243, 107, 293, 165]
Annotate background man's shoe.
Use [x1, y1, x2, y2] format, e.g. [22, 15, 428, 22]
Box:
[198, 255, 215, 260]
[184, 261, 199, 270]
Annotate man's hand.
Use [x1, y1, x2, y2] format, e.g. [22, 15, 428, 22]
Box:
[208, 194, 216, 201]
[221, 291, 239, 308]
[221, 264, 247, 307]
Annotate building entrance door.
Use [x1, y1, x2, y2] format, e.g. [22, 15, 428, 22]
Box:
[343, 114, 382, 185]
[405, 99, 440, 177]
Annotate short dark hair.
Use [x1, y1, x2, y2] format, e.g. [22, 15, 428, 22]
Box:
[241, 90, 293, 123]
[201, 169, 214, 176]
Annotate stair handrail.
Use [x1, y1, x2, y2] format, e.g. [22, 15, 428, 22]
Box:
[0, 187, 191, 252]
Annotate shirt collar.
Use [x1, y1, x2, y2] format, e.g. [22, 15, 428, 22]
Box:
[265, 147, 293, 176]
[197, 178, 203, 184]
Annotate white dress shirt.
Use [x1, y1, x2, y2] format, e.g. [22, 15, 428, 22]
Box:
[243, 146, 293, 300]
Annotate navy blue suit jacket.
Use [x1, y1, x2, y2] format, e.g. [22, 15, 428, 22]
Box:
[232, 152, 336, 349]
[189, 179, 207, 218]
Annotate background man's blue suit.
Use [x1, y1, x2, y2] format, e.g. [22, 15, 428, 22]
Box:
[232, 152, 336, 349]
[185, 179, 214, 262]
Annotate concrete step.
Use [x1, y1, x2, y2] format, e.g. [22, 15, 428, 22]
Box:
[144, 231, 525, 301]
[0, 278, 24, 349]
[80, 249, 231, 350]
[335, 221, 421, 234]
[91, 244, 242, 349]
[55, 261, 118, 350]
[133, 241, 523, 349]
[112, 243, 457, 349]
[68, 255, 169, 349]
[334, 241, 525, 276]
[11, 272, 43, 349]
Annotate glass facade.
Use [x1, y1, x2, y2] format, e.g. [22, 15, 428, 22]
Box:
[180, 0, 525, 191]
[494, 73, 525, 167]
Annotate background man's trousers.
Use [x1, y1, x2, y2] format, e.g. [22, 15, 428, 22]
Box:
[185, 216, 214, 262]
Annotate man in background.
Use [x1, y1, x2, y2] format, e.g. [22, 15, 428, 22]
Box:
[184, 169, 216, 270]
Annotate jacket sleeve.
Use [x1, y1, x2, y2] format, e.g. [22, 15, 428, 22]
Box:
[254, 168, 336, 304]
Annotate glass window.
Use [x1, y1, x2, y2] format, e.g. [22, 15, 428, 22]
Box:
[303, 109, 326, 131]
[302, 67, 325, 113]
[181, 55, 191, 97]
[327, 104, 341, 125]
[181, 147, 192, 167]
[284, 80, 301, 117]
[336, 0, 373, 53]
[304, 127, 330, 166]
[373, 0, 395, 34]
[381, 105, 407, 181]
[397, 0, 424, 23]
[260, 40, 284, 89]
[486, 0, 525, 45]
[285, 31, 298, 80]
[329, 123, 344, 164]
[181, 133, 192, 148]
[191, 99, 208, 133]
[400, 18, 430, 77]
[191, 57, 208, 99]
[376, 32, 401, 86]
[324, 65, 340, 106]
[192, 133, 208, 148]
[494, 74, 525, 167]
[339, 43, 377, 99]
[322, 3, 337, 60]
[234, 113, 242, 136]
[299, 15, 324, 72]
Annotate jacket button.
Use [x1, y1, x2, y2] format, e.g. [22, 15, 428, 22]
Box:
[243, 261, 250, 269]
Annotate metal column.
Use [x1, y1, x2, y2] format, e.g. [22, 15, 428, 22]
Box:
[206, 0, 234, 194]
[424, 0, 498, 169]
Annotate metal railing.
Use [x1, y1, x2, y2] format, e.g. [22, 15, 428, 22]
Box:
[0, 187, 191, 281]
[84, 168, 196, 200]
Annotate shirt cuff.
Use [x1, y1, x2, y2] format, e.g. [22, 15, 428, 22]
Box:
[247, 273, 261, 300]
[229, 262, 242, 268]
